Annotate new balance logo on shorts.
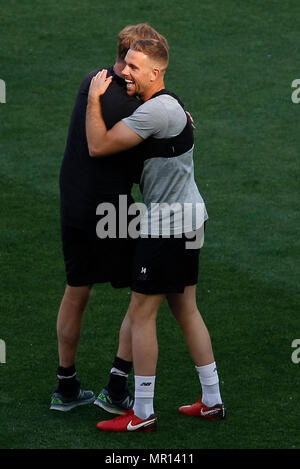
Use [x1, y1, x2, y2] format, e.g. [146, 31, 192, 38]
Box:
[140, 382, 151, 386]
[138, 266, 148, 281]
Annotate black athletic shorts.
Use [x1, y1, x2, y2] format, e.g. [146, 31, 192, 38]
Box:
[61, 224, 137, 288]
[131, 228, 204, 295]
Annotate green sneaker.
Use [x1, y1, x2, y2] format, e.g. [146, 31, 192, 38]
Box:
[94, 388, 134, 415]
[50, 388, 95, 411]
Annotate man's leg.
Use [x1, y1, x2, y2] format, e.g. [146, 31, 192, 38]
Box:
[166, 285, 225, 420]
[57, 284, 91, 367]
[128, 292, 164, 375]
[50, 284, 95, 411]
[129, 291, 164, 419]
[94, 310, 135, 414]
[96, 291, 163, 432]
[116, 310, 132, 361]
[167, 285, 214, 367]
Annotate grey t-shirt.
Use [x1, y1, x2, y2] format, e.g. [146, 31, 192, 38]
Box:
[123, 94, 208, 235]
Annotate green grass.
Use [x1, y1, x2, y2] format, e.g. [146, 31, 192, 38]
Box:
[0, 0, 300, 449]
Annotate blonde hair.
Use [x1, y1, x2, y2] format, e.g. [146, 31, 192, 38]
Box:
[130, 38, 169, 71]
[117, 23, 168, 61]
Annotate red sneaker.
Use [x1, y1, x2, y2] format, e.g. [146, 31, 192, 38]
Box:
[179, 399, 226, 421]
[97, 409, 157, 432]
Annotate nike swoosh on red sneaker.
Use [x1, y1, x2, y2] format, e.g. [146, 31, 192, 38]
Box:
[127, 418, 156, 431]
[200, 408, 220, 416]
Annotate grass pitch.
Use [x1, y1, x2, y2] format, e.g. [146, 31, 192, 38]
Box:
[0, 0, 299, 450]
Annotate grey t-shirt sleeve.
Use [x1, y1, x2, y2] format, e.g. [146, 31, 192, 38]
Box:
[122, 95, 187, 140]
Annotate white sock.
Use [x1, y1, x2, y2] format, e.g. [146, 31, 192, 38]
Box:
[196, 362, 222, 407]
[133, 375, 155, 420]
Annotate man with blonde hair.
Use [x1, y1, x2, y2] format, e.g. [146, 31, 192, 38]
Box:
[86, 38, 225, 431]
[50, 24, 167, 412]
[117, 24, 168, 61]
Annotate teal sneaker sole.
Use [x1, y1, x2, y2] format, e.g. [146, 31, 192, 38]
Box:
[94, 388, 133, 415]
[94, 398, 127, 415]
[50, 391, 95, 412]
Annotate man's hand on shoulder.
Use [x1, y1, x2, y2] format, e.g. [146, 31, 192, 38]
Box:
[88, 69, 113, 102]
[86, 70, 144, 157]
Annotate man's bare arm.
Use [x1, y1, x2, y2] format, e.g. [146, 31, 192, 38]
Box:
[86, 70, 143, 157]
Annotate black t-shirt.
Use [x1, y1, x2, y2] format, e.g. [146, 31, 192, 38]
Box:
[59, 66, 142, 230]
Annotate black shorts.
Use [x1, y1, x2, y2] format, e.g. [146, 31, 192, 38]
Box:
[61, 224, 137, 288]
[131, 229, 204, 295]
